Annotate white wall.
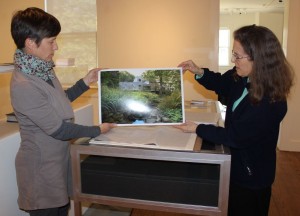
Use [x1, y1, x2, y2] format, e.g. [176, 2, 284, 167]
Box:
[219, 12, 284, 72]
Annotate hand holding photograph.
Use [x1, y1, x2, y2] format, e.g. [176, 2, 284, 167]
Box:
[98, 68, 185, 126]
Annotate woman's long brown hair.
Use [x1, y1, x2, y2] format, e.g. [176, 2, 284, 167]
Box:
[234, 25, 294, 103]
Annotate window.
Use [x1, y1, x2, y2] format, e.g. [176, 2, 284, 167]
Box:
[218, 29, 230, 66]
[46, 0, 97, 85]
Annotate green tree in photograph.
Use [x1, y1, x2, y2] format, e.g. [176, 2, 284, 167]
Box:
[158, 90, 183, 122]
[101, 71, 120, 88]
[119, 71, 135, 82]
[142, 69, 181, 95]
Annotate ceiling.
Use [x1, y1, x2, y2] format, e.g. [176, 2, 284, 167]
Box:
[220, 0, 285, 14]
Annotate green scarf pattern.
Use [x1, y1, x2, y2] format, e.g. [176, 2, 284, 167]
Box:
[14, 49, 56, 81]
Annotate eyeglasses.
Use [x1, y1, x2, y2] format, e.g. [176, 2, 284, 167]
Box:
[231, 52, 249, 62]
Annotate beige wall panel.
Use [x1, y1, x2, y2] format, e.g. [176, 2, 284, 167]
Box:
[0, 0, 44, 120]
[0, 73, 13, 119]
[259, 12, 284, 44]
[278, 0, 300, 151]
[97, 0, 219, 101]
[0, 0, 44, 63]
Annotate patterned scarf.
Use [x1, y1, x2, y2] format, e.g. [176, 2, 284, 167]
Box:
[14, 49, 56, 81]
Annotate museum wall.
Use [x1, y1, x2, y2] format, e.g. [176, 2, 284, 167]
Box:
[97, 0, 220, 101]
[0, 0, 44, 119]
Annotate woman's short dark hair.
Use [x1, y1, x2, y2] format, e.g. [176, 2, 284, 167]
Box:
[234, 25, 294, 102]
[11, 7, 61, 49]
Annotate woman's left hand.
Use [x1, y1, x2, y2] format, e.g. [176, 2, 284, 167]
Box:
[173, 121, 198, 133]
[178, 60, 203, 75]
[83, 68, 102, 86]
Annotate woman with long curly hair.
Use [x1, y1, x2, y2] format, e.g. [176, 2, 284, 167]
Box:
[176, 25, 294, 216]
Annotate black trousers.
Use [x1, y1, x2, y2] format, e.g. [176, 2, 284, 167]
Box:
[228, 183, 271, 216]
[27, 203, 70, 216]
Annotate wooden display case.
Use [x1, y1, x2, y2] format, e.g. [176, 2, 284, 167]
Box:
[70, 137, 231, 216]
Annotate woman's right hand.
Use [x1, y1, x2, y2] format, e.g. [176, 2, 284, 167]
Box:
[100, 123, 117, 134]
[178, 60, 204, 75]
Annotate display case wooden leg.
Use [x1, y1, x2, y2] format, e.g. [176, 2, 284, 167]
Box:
[73, 200, 82, 216]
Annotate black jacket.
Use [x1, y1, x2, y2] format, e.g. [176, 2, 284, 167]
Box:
[196, 67, 287, 189]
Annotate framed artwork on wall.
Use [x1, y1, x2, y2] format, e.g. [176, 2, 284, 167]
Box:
[98, 68, 185, 126]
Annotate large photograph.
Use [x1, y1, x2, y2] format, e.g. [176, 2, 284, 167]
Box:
[98, 68, 185, 126]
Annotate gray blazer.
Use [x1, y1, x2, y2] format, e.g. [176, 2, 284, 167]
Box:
[11, 70, 74, 210]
